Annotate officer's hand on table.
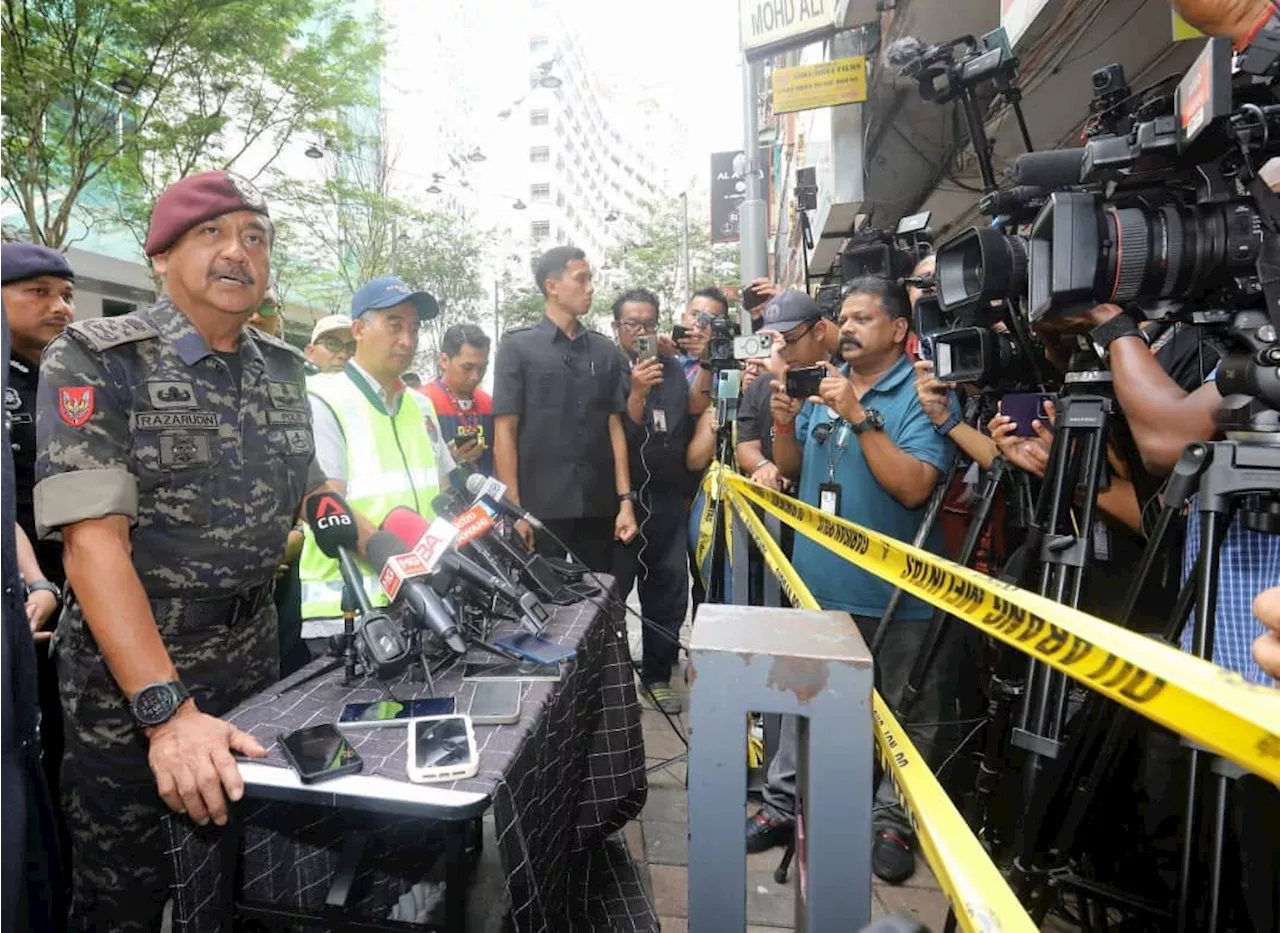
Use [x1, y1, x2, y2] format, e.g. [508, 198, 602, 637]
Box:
[629, 358, 664, 398]
[514, 518, 536, 550]
[1252, 587, 1280, 682]
[615, 500, 638, 544]
[147, 702, 267, 826]
[25, 589, 57, 642]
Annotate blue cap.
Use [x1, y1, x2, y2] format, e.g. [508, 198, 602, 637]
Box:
[351, 275, 438, 321]
[760, 289, 821, 333]
[2, 243, 75, 285]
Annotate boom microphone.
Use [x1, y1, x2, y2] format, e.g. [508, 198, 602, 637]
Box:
[464, 472, 545, 530]
[1010, 148, 1085, 189]
[304, 490, 373, 614]
[366, 530, 467, 654]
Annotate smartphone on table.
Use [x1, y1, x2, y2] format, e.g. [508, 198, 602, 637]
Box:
[407, 715, 480, 783]
[338, 696, 455, 727]
[278, 723, 363, 785]
[1001, 392, 1055, 438]
[468, 681, 522, 725]
[494, 632, 577, 665]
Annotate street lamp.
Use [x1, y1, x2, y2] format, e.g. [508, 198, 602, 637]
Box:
[305, 143, 324, 159]
[427, 184, 442, 194]
[604, 210, 618, 222]
[512, 199, 528, 210]
[468, 147, 486, 163]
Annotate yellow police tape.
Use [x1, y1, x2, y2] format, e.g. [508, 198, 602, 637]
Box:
[693, 467, 720, 586]
[718, 467, 1280, 783]
[722, 481, 1038, 932]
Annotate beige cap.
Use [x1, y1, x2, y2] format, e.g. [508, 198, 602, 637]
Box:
[310, 314, 352, 344]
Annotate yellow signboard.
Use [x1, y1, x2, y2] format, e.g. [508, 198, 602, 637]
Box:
[772, 56, 867, 115]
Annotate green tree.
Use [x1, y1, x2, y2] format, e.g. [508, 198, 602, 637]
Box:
[495, 270, 546, 333]
[2, 0, 383, 249]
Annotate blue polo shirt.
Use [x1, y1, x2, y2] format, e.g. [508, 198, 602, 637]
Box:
[792, 354, 957, 620]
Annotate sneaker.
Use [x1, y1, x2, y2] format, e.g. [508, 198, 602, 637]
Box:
[745, 807, 794, 854]
[872, 829, 915, 885]
[643, 682, 683, 714]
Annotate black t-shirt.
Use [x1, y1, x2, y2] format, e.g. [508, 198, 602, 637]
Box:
[736, 375, 776, 462]
[623, 354, 693, 497]
[7, 352, 63, 586]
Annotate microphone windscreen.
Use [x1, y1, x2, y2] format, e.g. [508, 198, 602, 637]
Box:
[304, 490, 358, 558]
[1011, 149, 1085, 188]
[381, 506, 428, 550]
[365, 530, 408, 574]
[431, 490, 466, 519]
[886, 36, 926, 69]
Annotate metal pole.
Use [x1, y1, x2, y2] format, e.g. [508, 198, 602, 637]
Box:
[493, 278, 501, 338]
[739, 55, 768, 283]
[680, 191, 692, 307]
[390, 216, 398, 276]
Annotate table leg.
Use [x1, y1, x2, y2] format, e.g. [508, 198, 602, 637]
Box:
[443, 822, 468, 932]
[326, 827, 370, 908]
[218, 805, 244, 933]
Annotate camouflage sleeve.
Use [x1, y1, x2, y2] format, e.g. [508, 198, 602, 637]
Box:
[305, 453, 327, 492]
[34, 333, 137, 538]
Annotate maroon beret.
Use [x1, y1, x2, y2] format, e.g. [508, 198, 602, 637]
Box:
[144, 170, 270, 256]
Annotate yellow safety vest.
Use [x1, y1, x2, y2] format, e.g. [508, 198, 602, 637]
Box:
[299, 369, 440, 620]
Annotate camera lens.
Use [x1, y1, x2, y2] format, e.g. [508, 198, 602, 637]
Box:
[934, 226, 1027, 315]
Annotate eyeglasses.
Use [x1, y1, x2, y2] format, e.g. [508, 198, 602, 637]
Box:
[619, 320, 657, 334]
[782, 321, 817, 345]
[319, 337, 356, 354]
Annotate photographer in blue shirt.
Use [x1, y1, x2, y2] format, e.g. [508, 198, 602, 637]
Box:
[745, 278, 958, 885]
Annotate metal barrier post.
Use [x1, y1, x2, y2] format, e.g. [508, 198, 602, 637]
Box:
[761, 512, 782, 608]
[729, 508, 750, 605]
[688, 604, 875, 932]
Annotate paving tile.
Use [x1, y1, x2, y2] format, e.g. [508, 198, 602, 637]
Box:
[659, 917, 688, 933]
[745, 868, 797, 927]
[649, 864, 689, 918]
[646, 756, 688, 788]
[643, 818, 688, 866]
[644, 787, 689, 824]
[642, 714, 690, 760]
[874, 883, 954, 929]
[623, 819, 645, 863]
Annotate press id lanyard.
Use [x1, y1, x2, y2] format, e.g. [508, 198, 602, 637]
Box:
[819, 418, 853, 515]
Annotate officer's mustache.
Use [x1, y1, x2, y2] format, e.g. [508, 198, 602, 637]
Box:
[209, 264, 254, 286]
[839, 335, 863, 352]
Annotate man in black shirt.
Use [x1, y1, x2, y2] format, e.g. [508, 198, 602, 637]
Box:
[493, 247, 637, 571]
[611, 288, 696, 712]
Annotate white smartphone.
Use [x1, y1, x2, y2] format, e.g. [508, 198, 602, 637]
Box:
[468, 680, 522, 725]
[406, 714, 480, 784]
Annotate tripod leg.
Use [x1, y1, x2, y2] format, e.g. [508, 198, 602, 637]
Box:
[1206, 773, 1230, 933]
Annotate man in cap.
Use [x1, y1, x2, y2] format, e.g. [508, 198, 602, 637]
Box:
[305, 314, 354, 375]
[298, 275, 453, 647]
[3, 244, 77, 803]
[35, 170, 334, 931]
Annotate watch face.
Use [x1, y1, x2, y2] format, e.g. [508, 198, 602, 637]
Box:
[133, 684, 178, 725]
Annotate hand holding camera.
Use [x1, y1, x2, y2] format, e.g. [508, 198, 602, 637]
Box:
[913, 360, 955, 427]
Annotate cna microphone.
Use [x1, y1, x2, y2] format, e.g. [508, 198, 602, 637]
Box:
[366, 530, 467, 654]
[463, 472, 545, 531]
[304, 490, 373, 614]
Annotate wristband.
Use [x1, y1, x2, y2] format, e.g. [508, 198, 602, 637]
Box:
[618, 491, 637, 503]
[934, 411, 961, 437]
[753, 458, 774, 472]
[774, 422, 795, 435]
[1089, 314, 1144, 362]
[1237, 3, 1277, 51]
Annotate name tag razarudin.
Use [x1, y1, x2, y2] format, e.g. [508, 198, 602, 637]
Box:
[135, 411, 220, 430]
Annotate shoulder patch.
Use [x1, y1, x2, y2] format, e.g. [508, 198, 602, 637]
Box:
[504, 325, 533, 336]
[248, 327, 307, 363]
[66, 315, 160, 352]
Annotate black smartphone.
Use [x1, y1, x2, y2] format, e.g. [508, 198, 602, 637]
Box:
[1001, 392, 1055, 438]
[494, 632, 577, 665]
[338, 696, 456, 726]
[453, 429, 478, 448]
[785, 365, 826, 400]
[468, 680, 522, 725]
[742, 282, 770, 311]
[278, 724, 363, 784]
[672, 324, 690, 342]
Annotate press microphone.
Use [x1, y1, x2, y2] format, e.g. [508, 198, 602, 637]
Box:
[1010, 148, 1085, 189]
[304, 490, 373, 614]
[464, 472, 545, 531]
[885, 35, 929, 71]
[366, 530, 467, 654]
[387, 498, 509, 582]
[978, 185, 1049, 217]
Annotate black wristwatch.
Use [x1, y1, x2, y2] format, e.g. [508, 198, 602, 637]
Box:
[24, 579, 62, 612]
[618, 491, 638, 503]
[850, 408, 885, 435]
[131, 681, 191, 728]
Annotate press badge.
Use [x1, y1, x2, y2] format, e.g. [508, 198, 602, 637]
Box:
[652, 408, 668, 433]
[819, 482, 842, 516]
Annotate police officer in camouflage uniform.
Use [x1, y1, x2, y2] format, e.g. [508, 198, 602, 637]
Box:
[34, 171, 331, 932]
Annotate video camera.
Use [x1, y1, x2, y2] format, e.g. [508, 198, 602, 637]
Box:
[837, 211, 935, 285]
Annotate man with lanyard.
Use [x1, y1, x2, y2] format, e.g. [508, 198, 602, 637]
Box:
[35, 171, 334, 931]
[423, 322, 494, 476]
[611, 288, 699, 713]
[304, 314, 354, 375]
[749, 276, 958, 886]
[300, 275, 453, 650]
[3, 244, 76, 818]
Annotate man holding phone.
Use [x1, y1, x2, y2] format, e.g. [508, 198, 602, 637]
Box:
[748, 277, 958, 886]
[423, 322, 494, 475]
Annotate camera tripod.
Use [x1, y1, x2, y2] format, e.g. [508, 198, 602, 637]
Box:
[706, 365, 744, 604]
[1013, 433, 1280, 932]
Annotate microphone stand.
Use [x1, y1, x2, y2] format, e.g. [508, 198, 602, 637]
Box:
[341, 579, 359, 685]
